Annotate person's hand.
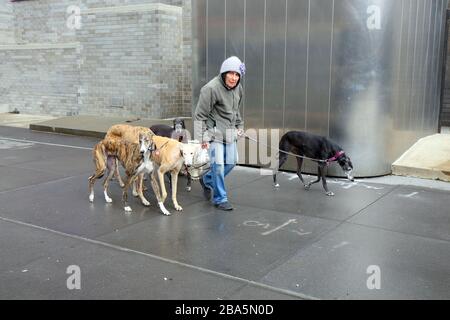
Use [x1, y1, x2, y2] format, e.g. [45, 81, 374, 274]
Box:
[202, 131, 212, 143]
[237, 129, 244, 139]
[201, 142, 209, 150]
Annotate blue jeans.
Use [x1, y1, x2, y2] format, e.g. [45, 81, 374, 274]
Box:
[202, 141, 238, 205]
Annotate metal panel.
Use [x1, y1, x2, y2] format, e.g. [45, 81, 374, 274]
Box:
[411, 0, 426, 129]
[225, 0, 245, 59]
[263, 0, 286, 131]
[330, 0, 399, 176]
[420, 0, 433, 132]
[193, 0, 449, 177]
[307, 0, 333, 137]
[243, 0, 264, 131]
[207, 0, 225, 80]
[284, 0, 309, 133]
[433, 0, 447, 127]
[191, 0, 207, 113]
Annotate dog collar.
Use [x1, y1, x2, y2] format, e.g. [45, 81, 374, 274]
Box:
[327, 151, 345, 163]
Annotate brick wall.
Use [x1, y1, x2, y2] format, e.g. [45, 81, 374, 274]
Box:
[0, 0, 14, 44]
[0, 0, 192, 118]
[182, 0, 192, 116]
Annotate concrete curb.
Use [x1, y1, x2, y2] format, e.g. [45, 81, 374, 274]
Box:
[29, 123, 105, 138]
[28, 115, 193, 139]
[392, 134, 450, 182]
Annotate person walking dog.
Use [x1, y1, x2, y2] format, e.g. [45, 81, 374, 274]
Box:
[193, 56, 245, 211]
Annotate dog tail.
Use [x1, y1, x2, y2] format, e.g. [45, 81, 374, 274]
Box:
[89, 141, 106, 180]
[106, 125, 124, 139]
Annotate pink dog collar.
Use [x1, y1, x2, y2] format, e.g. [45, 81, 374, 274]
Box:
[327, 151, 345, 163]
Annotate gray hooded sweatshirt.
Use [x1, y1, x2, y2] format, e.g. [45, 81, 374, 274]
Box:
[193, 75, 244, 143]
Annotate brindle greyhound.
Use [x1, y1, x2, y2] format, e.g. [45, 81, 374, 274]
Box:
[105, 124, 199, 215]
[88, 133, 159, 212]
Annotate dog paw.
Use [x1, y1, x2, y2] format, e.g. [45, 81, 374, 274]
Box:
[326, 191, 335, 196]
[159, 202, 171, 216]
[105, 196, 113, 203]
[142, 199, 150, 206]
[119, 183, 125, 188]
[132, 191, 139, 197]
[186, 186, 192, 192]
[175, 205, 183, 211]
[89, 194, 94, 202]
[274, 183, 280, 188]
[124, 206, 132, 212]
[304, 184, 311, 190]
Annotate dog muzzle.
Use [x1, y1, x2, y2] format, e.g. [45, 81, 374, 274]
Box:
[175, 124, 183, 133]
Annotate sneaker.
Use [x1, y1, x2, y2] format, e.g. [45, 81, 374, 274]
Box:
[199, 178, 212, 202]
[214, 201, 234, 211]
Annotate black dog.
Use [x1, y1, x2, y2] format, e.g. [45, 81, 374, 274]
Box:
[273, 131, 354, 196]
[150, 118, 188, 143]
[150, 118, 192, 191]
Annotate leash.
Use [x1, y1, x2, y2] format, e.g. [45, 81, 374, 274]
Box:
[242, 133, 332, 164]
[186, 162, 211, 180]
[152, 140, 169, 156]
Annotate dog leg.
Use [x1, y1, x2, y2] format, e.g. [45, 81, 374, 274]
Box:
[273, 151, 288, 188]
[320, 165, 334, 196]
[88, 168, 106, 202]
[151, 169, 171, 215]
[114, 158, 125, 188]
[158, 167, 168, 203]
[166, 172, 172, 191]
[170, 169, 183, 211]
[132, 179, 139, 197]
[305, 165, 322, 190]
[89, 143, 108, 202]
[102, 164, 115, 203]
[186, 172, 192, 192]
[88, 172, 103, 202]
[295, 157, 307, 187]
[122, 175, 137, 213]
[137, 173, 150, 206]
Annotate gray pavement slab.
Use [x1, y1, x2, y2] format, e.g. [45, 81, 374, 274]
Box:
[349, 185, 450, 241]
[228, 171, 397, 221]
[0, 219, 299, 300]
[97, 201, 340, 281]
[9, 152, 93, 177]
[0, 165, 65, 193]
[0, 144, 84, 167]
[0, 125, 99, 149]
[260, 223, 450, 300]
[0, 174, 156, 238]
[0, 220, 78, 274]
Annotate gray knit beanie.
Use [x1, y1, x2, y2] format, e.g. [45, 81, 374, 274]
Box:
[220, 56, 246, 77]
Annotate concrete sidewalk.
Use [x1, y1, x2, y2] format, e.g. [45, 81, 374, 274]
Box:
[0, 126, 450, 299]
[0, 113, 58, 129]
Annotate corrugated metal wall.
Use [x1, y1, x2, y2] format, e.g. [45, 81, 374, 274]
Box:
[440, 8, 450, 129]
[192, 0, 448, 177]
